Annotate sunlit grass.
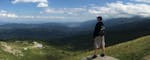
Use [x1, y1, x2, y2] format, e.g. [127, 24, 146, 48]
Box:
[0, 35, 149, 60]
[65, 35, 150, 60]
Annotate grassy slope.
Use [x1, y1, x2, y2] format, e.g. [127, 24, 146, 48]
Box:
[64, 35, 150, 60]
[0, 35, 149, 60]
[0, 41, 73, 60]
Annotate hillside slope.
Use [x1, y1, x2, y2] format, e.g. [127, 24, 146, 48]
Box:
[64, 35, 150, 60]
[0, 35, 149, 60]
[0, 41, 73, 60]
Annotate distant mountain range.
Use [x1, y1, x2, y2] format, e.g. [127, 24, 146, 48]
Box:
[0, 16, 149, 50]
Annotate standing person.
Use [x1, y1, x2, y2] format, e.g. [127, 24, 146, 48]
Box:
[92, 16, 105, 59]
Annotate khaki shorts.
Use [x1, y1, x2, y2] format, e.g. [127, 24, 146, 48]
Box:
[94, 36, 105, 48]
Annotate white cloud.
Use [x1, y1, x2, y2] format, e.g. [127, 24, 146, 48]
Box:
[37, 2, 48, 7]
[41, 1, 150, 19]
[0, 10, 7, 13]
[44, 8, 65, 14]
[12, 0, 48, 8]
[12, 0, 48, 3]
[2, 1, 150, 22]
[88, 1, 150, 18]
[0, 10, 64, 19]
[0, 10, 18, 18]
[132, 0, 150, 3]
[43, 8, 87, 16]
[19, 16, 65, 19]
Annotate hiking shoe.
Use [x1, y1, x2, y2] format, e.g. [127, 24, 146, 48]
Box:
[100, 53, 105, 57]
[91, 55, 97, 59]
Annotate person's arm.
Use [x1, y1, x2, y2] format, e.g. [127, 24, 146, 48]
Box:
[101, 22, 105, 30]
[100, 22, 105, 36]
[93, 23, 98, 38]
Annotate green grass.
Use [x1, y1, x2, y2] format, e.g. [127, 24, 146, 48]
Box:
[0, 35, 149, 60]
[64, 35, 150, 60]
[0, 41, 65, 60]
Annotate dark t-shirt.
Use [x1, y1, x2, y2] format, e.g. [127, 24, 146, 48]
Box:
[93, 21, 105, 38]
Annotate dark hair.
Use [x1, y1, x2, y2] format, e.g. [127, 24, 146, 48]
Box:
[97, 16, 102, 20]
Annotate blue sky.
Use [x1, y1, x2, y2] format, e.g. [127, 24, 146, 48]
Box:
[0, 0, 150, 23]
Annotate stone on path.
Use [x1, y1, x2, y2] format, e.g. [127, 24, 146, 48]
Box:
[82, 55, 119, 60]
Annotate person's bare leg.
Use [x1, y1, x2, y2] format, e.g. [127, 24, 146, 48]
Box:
[101, 36, 105, 57]
[102, 44, 105, 54]
[93, 37, 98, 56]
[92, 48, 98, 59]
[94, 48, 99, 55]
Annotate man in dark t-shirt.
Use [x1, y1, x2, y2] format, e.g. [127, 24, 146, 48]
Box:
[92, 16, 105, 59]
